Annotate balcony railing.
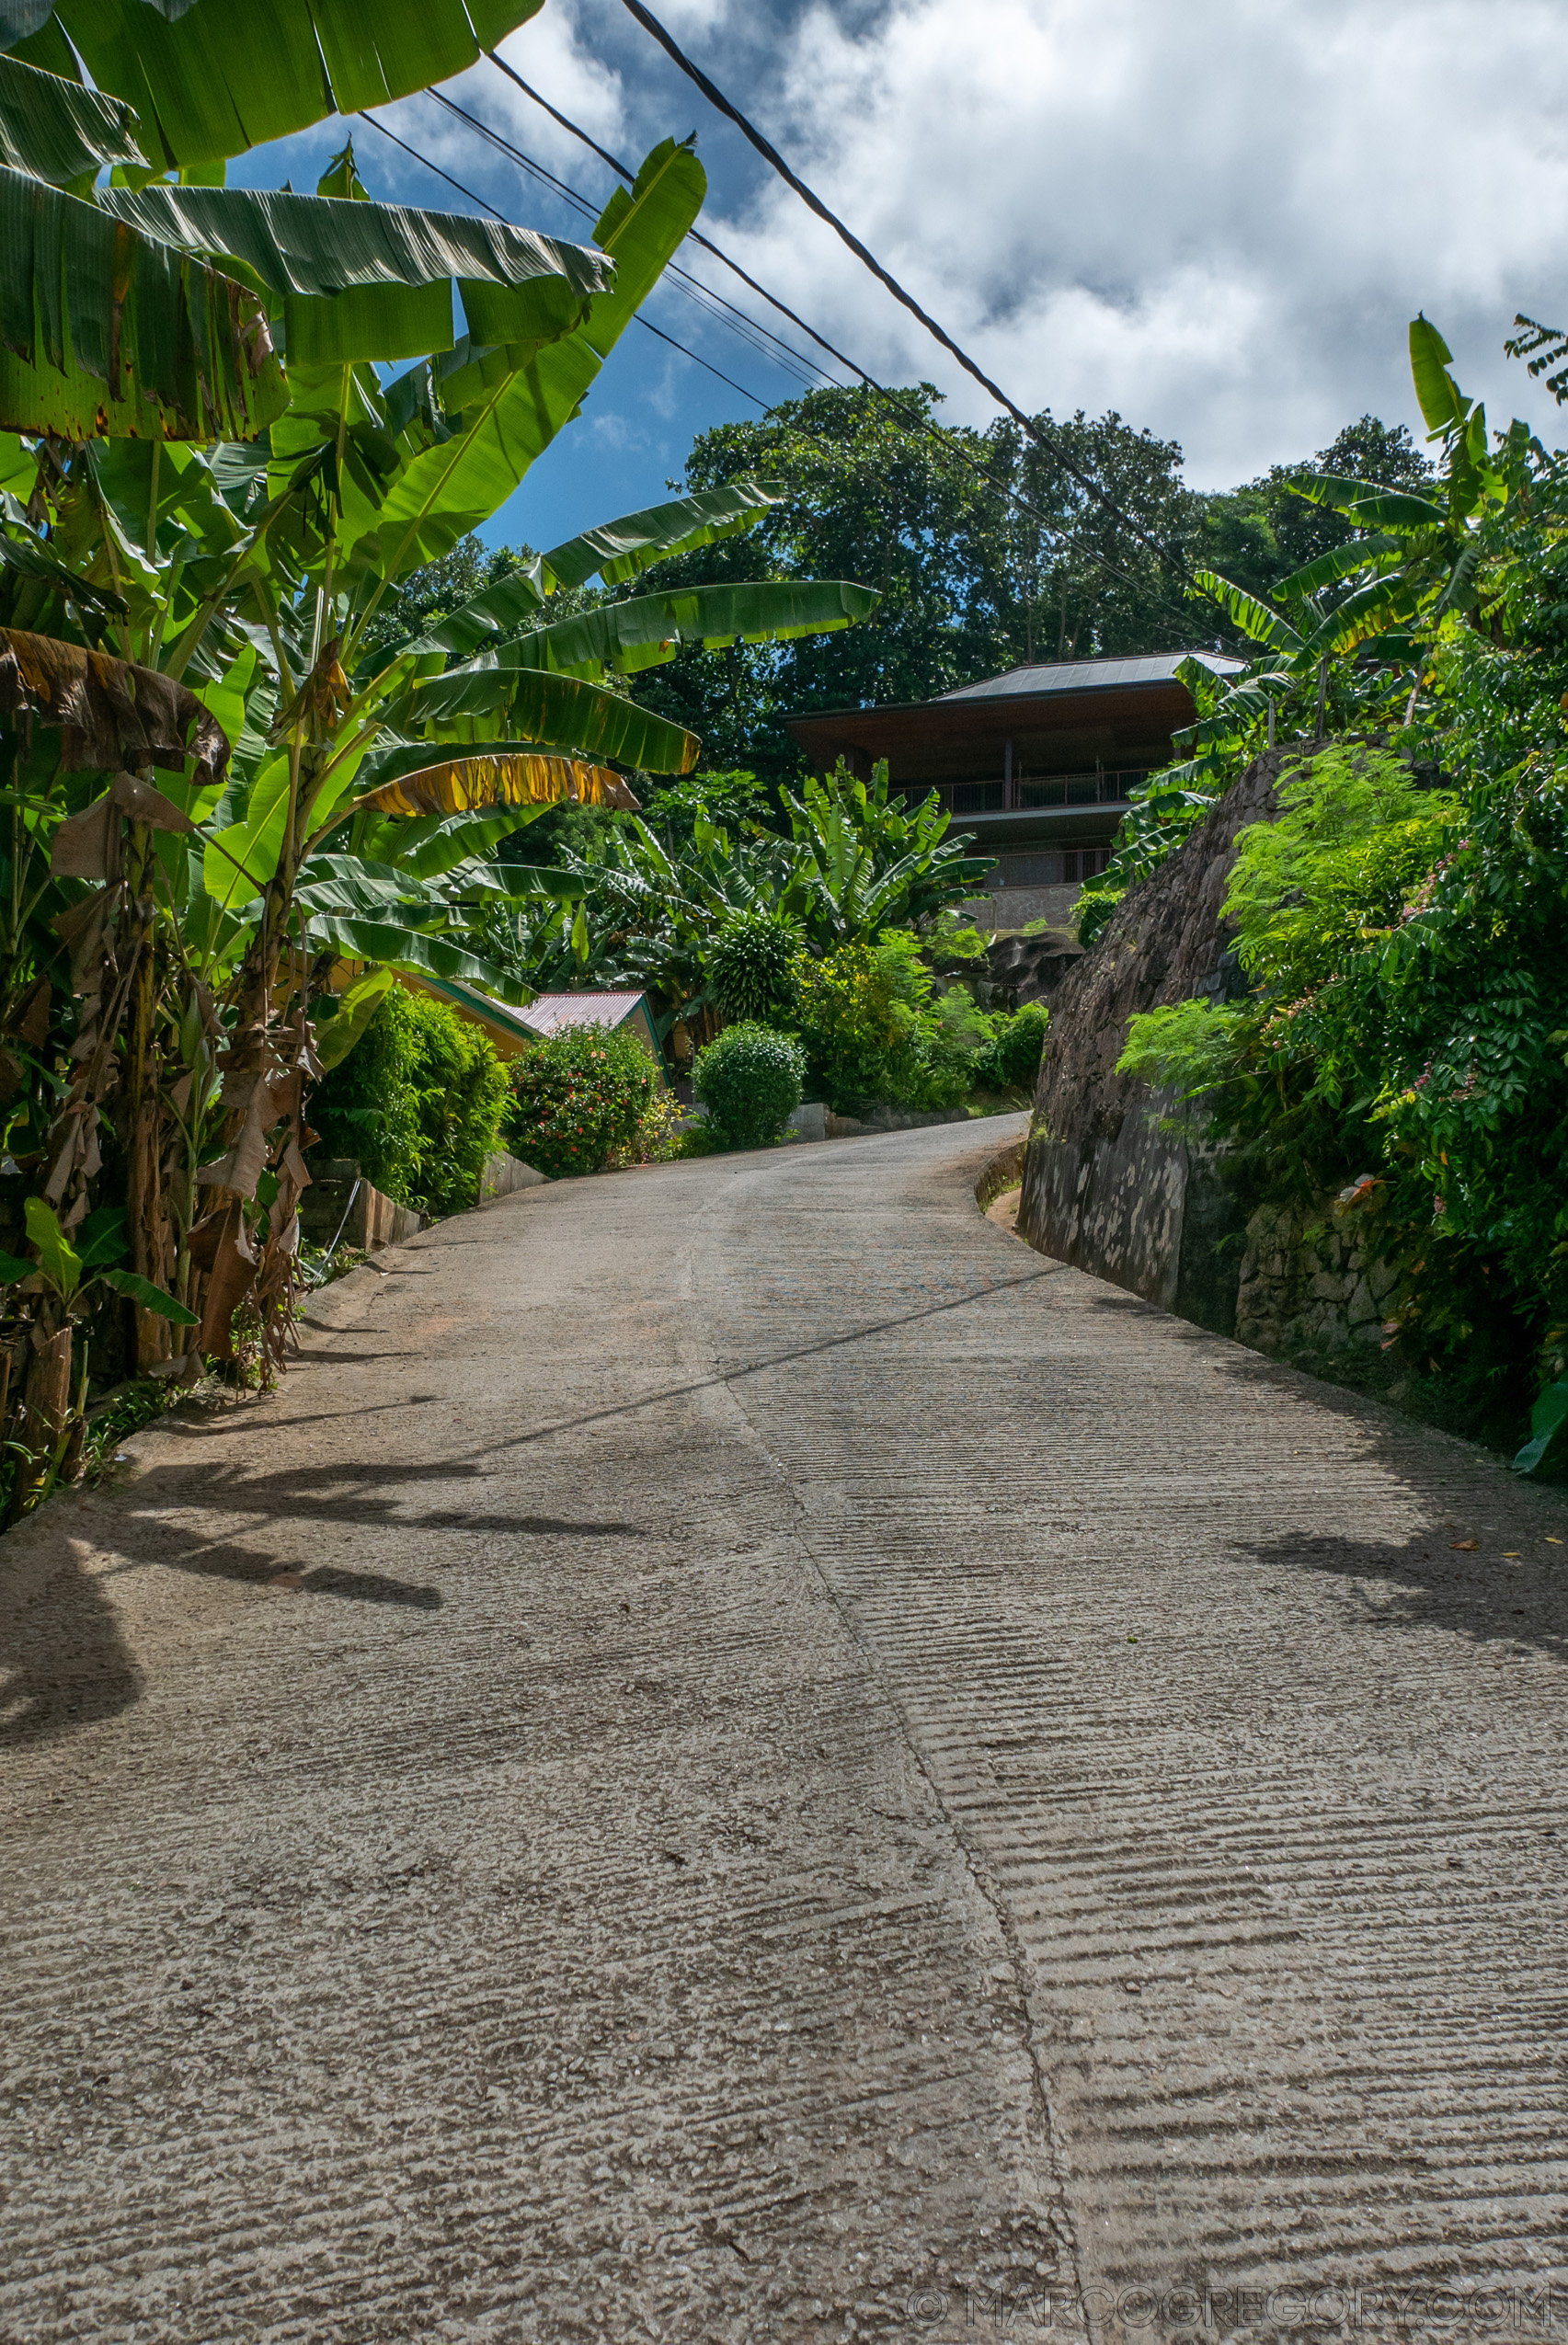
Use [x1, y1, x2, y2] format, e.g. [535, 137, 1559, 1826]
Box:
[901, 768, 1149, 818]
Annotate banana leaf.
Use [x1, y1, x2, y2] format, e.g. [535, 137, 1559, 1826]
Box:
[1409, 314, 1469, 438]
[1, 0, 547, 174]
[398, 480, 786, 658]
[541, 479, 786, 592]
[1191, 569, 1303, 655]
[1275, 536, 1402, 601]
[1305, 576, 1421, 658]
[356, 802, 558, 878]
[406, 666, 700, 773]
[97, 182, 611, 366]
[306, 911, 532, 1004]
[0, 624, 230, 779]
[354, 138, 705, 585]
[315, 966, 394, 1072]
[1288, 474, 1447, 533]
[0, 167, 287, 439]
[295, 850, 583, 915]
[354, 750, 638, 819]
[498, 579, 882, 681]
[0, 52, 145, 188]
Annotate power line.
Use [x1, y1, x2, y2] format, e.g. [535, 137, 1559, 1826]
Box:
[488, 49, 879, 395]
[613, 0, 1197, 588]
[429, 88, 838, 393]
[475, 55, 1207, 643]
[361, 100, 1208, 649]
[358, 109, 779, 411]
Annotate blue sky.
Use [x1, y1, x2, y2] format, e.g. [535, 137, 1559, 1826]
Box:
[233, 0, 1568, 557]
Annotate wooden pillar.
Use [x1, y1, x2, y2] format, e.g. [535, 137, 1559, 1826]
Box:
[1003, 737, 1013, 810]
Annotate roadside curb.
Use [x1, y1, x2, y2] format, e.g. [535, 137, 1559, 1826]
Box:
[974, 1136, 1025, 1212]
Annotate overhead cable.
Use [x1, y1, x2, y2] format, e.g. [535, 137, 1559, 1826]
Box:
[475, 54, 1207, 640]
[432, 86, 839, 392]
[359, 109, 778, 410]
[360, 101, 1206, 647]
[612, 0, 1196, 585]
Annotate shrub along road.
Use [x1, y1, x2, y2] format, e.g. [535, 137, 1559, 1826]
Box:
[3, 1115, 1566, 2340]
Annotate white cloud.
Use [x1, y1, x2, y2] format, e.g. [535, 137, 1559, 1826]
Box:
[642, 0, 1568, 484]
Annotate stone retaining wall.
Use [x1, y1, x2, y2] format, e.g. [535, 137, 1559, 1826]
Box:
[1235, 1186, 1401, 1356]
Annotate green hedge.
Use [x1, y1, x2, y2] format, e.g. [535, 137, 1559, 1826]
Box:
[307, 986, 509, 1216]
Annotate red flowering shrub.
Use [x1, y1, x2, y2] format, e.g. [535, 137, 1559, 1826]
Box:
[506, 1023, 659, 1179]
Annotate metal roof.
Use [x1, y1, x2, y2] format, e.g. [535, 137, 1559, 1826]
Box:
[521, 991, 651, 1038]
[938, 651, 1245, 704]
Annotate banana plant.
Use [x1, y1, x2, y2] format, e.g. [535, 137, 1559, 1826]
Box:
[0, 1193, 194, 1511]
[784, 760, 994, 941]
[0, 7, 888, 1432]
[1178, 316, 1541, 784]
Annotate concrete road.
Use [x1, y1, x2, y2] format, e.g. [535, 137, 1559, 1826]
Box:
[4, 1115, 1567, 2344]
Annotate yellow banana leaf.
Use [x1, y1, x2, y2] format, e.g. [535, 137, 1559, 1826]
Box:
[354, 751, 640, 818]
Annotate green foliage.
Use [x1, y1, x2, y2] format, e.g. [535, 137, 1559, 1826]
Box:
[401, 992, 510, 1218]
[307, 986, 426, 1201]
[789, 939, 913, 1111]
[306, 986, 508, 1214]
[1223, 747, 1459, 959]
[986, 1000, 1051, 1090]
[1112, 574, 1568, 1454]
[708, 908, 801, 1023]
[692, 1023, 806, 1150]
[783, 931, 1025, 1112]
[505, 1022, 658, 1180]
[639, 766, 785, 852]
[1117, 1000, 1251, 1096]
[915, 984, 998, 1110]
[498, 757, 991, 1031]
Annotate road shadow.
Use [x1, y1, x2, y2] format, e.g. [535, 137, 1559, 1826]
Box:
[1245, 1525, 1568, 1664]
[0, 1527, 143, 1747]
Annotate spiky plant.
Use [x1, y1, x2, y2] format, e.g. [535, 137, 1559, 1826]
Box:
[709, 909, 802, 1022]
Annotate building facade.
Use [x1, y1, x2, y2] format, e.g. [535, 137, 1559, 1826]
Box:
[785, 649, 1242, 929]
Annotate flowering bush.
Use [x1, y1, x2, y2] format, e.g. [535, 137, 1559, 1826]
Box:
[506, 1023, 660, 1180]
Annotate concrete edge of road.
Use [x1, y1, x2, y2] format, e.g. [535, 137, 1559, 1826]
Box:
[974, 1136, 1026, 1213]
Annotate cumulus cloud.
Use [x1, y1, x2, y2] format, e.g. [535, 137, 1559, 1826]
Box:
[537, 0, 1568, 485]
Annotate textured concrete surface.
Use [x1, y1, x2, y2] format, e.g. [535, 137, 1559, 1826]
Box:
[3, 1115, 1568, 2343]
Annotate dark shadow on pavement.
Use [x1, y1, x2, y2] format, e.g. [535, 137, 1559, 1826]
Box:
[1248, 1527, 1568, 1664]
[0, 1531, 143, 1746]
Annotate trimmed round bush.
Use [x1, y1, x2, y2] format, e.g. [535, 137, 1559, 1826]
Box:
[507, 1022, 658, 1179]
[708, 909, 801, 1022]
[692, 1023, 806, 1150]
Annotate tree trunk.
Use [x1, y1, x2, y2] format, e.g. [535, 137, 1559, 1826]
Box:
[120, 818, 174, 1371]
[9, 1319, 74, 1520]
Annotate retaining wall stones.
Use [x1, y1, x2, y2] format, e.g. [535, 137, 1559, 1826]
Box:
[1235, 1185, 1402, 1356]
[1016, 747, 1303, 1332]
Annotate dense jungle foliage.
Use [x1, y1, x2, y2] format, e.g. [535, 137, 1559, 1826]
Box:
[0, 9, 886, 1512]
[1110, 320, 1568, 1470]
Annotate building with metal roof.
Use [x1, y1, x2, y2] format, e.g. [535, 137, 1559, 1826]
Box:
[784, 649, 1244, 927]
[396, 978, 664, 1069]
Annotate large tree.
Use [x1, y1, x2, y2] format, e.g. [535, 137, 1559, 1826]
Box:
[971, 408, 1200, 666]
[633, 386, 1219, 782]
